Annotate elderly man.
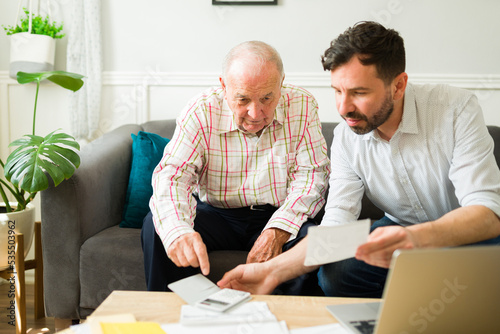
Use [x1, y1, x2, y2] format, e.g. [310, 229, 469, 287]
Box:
[218, 22, 500, 297]
[141, 41, 330, 292]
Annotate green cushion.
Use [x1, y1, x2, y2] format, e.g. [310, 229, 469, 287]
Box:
[120, 131, 170, 228]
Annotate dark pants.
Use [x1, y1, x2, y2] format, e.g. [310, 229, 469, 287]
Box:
[317, 216, 500, 298]
[142, 197, 318, 294]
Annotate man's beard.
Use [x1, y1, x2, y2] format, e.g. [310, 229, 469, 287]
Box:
[343, 93, 394, 135]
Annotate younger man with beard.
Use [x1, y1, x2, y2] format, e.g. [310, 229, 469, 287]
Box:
[218, 21, 500, 298]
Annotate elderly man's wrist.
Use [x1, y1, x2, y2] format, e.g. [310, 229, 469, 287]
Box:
[267, 227, 291, 243]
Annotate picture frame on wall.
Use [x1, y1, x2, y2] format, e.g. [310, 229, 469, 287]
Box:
[212, 0, 277, 5]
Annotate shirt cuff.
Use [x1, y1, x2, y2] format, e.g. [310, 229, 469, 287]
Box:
[263, 210, 307, 240]
[320, 208, 357, 226]
[462, 192, 500, 218]
[160, 225, 195, 255]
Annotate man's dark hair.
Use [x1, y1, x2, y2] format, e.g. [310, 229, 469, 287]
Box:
[321, 21, 406, 84]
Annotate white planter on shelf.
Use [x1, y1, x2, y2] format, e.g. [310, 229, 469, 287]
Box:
[9, 32, 56, 79]
[0, 202, 36, 270]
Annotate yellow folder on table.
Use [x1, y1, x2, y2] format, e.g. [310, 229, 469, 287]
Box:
[101, 322, 166, 334]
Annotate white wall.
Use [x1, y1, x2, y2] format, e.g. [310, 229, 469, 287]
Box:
[99, 0, 500, 74]
[1, 0, 499, 140]
[95, 0, 500, 128]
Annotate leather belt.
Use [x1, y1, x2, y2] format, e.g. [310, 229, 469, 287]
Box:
[249, 204, 277, 212]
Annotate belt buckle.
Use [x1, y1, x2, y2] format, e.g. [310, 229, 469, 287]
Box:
[250, 204, 265, 211]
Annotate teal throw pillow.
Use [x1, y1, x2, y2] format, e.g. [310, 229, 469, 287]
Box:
[120, 131, 170, 228]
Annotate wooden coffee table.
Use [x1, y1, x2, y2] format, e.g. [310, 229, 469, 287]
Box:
[83, 290, 374, 329]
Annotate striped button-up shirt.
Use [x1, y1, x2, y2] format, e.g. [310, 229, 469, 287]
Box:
[150, 84, 330, 251]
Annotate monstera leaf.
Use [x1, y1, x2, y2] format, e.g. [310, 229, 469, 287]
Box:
[16, 71, 84, 90]
[4, 131, 80, 193]
[0, 70, 84, 212]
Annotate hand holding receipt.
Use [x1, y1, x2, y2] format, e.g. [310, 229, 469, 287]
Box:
[304, 219, 370, 266]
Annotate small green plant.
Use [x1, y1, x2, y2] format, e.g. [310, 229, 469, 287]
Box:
[0, 71, 84, 213]
[3, 8, 64, 39]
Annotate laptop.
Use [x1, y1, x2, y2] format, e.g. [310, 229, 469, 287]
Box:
[326, 245, 500, 334]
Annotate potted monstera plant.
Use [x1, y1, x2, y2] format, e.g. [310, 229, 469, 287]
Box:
[0, 71, 84, 269]
[3, 7, 65, 78]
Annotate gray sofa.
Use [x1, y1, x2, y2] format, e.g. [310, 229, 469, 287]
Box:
[40, 119, 500, 322]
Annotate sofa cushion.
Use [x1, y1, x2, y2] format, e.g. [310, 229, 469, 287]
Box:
[120, 131, 170, 228]
[80, 225, 147, 309]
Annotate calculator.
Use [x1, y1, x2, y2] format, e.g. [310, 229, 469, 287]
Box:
[195, 288, 251, 312]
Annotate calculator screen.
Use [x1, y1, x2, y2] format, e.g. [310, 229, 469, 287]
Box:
[200, 298, 229, 306]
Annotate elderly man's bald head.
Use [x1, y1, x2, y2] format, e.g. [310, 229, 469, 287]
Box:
[222, 41, 284, 80]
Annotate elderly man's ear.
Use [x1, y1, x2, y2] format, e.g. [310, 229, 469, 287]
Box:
[219, 76, 226, 91]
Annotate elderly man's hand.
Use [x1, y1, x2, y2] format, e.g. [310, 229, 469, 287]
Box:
[246, 228, 291, 264]
[167, 232, 210, 275]
[355, 225, 419, 268]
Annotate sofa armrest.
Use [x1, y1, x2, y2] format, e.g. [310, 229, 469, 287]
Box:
[41, 124, 142, 319]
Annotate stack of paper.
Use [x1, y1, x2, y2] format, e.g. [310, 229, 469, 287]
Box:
[163, 301, 288, 333]
[161, 320, 289, 334]
[290, 323, 350, 334]
[179, 301, 276, 325]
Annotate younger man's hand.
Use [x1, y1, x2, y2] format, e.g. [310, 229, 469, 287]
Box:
[217, 262, 279, 295]
[355, 225, 418, 268]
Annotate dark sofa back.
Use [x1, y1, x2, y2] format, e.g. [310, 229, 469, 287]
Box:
[488, 125, 500, 168]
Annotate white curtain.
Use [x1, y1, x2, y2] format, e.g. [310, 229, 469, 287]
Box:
[67, 0, 102, 140]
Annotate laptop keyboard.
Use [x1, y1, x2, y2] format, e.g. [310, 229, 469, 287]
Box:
[350, 320, 376, 334]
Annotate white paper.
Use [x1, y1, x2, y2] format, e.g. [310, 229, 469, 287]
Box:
[162, 320, 289, 334]
[180, 301, 276, 325]
[69, 323, 90, 334]
[168, 274, 221, 305]
[290, 323, 349, 334]
[304, 219, 370, 266]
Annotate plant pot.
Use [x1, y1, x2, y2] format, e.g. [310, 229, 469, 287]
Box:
[9, 32, 56, 79]
[0, 202, 36, 270]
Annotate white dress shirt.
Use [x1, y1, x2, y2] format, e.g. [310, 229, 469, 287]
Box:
[322, 83, 500, 226]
